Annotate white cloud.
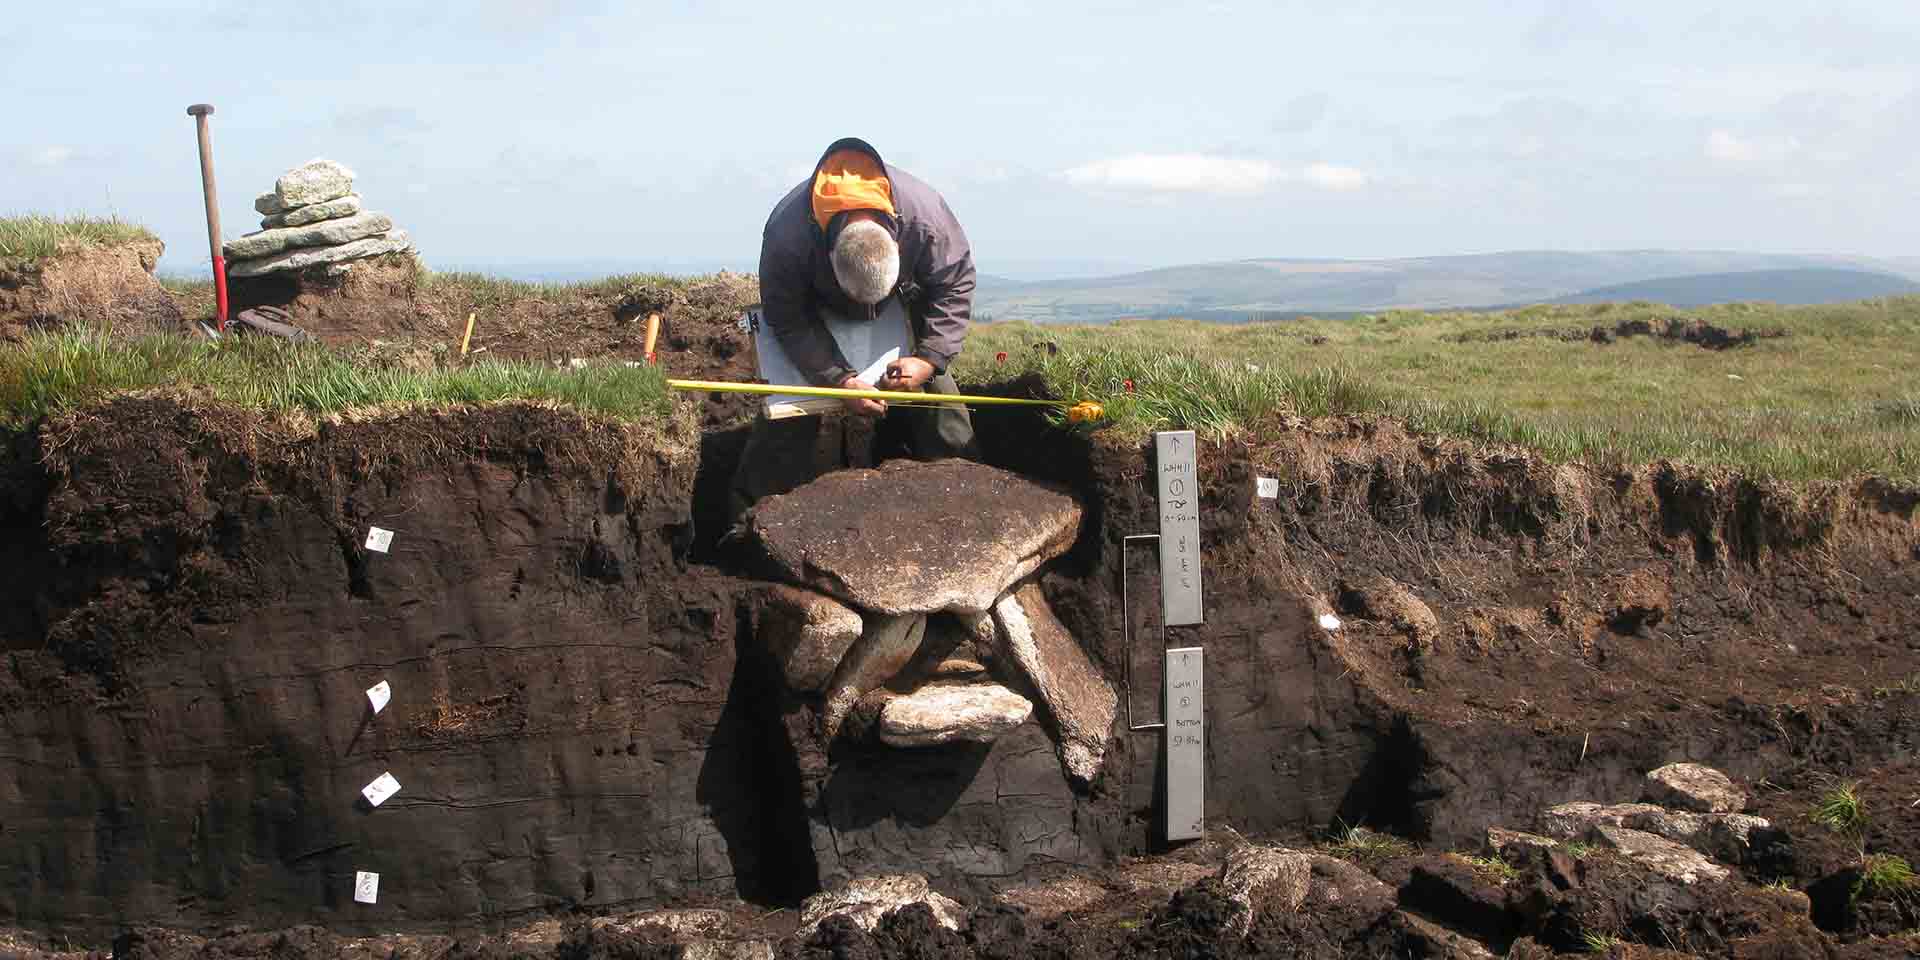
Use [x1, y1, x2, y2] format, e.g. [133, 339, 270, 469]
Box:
[1063, 154, 1282, 193]
[1303, 162, 1369, 191]
[31, 146, 73, 167]
[1704, 129, 1752, 163]
[1704, 128, 1800, 166]
[1062, 154, 1369, 194]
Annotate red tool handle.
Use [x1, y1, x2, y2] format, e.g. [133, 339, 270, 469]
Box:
[188, 104, 229, 331]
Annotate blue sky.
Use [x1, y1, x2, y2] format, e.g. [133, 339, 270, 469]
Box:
[5, 1, 1916, 278]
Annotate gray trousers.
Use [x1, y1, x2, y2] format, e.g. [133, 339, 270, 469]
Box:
[727, 372, 979, 524]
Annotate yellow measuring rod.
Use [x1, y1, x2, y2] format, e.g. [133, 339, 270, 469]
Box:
[666, 378, 1105, 422]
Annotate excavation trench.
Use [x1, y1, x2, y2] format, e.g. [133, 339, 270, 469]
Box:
[2, 387, 1919, 955]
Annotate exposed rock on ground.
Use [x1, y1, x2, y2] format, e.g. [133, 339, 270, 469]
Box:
[1540, 800, 1768, 862]
[1592, 824, 1731, 884]
[743, 459, 1081, 615]
[797, 875, 965, 936]
[1645, 761, 1748, 813]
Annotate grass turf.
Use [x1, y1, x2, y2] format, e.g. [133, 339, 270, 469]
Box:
[0, 329, 672, 427]
[0, 215, 158, 265]
[957, 297, 1920, 483]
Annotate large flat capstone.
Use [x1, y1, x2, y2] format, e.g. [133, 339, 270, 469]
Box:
[744, 459, 1081, 616]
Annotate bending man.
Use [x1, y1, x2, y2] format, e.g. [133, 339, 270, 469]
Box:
[729, 137, 980, 519]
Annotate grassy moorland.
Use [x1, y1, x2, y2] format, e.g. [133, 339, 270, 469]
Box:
[0, 215, 158, 266]
[959, 298, 1920, 483]
[25, 216, 1920, 484]
[0, 329, 672, 428]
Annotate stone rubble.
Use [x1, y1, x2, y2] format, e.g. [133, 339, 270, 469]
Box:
[796, 874, 966, 936]
[227, 158, 415, 277]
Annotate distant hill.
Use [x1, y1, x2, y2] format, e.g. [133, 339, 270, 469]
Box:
[1551, 269, 1920, 307]
[974, 250, 1920, 323]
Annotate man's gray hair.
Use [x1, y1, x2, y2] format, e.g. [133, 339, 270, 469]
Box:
[831, 219, 900, 305]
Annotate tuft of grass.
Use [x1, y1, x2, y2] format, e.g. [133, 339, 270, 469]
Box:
[1581, 930, 1621, 953]
[0, 329, 672, 426]
[1452, 854, 1520, 885]
[1557, 840, 1598, 860]
[1872, 674, 1920, 699]
[1812, 782, 1867, 837]
[1326, 822, 1415, 863]
[1857, 854, 1918, 899]
[0, 215, 157, 265]
[959, 297, 1920, 483]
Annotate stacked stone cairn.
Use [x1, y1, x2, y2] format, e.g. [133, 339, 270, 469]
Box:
[223, 159, 414, 278]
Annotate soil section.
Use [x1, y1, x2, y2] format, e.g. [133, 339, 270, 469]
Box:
[0, 397, 804, 940]
[1, 240, 182, 340]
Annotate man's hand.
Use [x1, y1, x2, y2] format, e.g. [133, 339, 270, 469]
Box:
[839, 376, 887, 416]
[878, 356, 936, 392]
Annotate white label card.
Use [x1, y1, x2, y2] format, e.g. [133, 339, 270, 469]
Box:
[364, 527, 394, 553]
[353, 871, 379, 904]
[1256, 477, 1280, 499]
[366, 680, 391, 715]
[361, 772, 401, 807]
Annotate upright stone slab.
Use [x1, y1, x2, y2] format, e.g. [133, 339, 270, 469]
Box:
[991, 582, 1118, 785]
[743, 459, 1081, 615]
[820, 613, 928, 742]
[757, 584, 863, 692]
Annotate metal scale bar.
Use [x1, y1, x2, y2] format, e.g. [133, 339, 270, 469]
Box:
[1120, 431, 1206, 842]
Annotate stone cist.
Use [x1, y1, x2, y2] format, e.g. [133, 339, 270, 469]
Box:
[729, 138, 980, 519]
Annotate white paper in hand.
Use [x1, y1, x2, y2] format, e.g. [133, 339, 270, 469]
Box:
[361, 772, 401, 807]
[856, 347, 902, 386]
[1256, 477, 1280, 499]
[364, 527, 394, 553]
[366, 680, 391, 715]
[353, 871, 380, 904]
[1318, 613, 1343, 631]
